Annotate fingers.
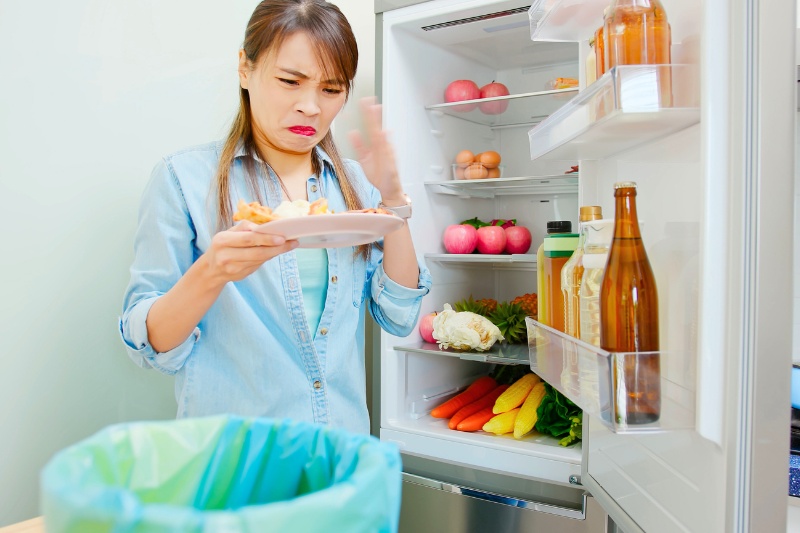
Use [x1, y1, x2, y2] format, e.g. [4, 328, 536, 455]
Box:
[348, 129, 367, 159]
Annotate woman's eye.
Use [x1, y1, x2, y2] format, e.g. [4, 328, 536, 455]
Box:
[323, 87, 344, 95]
[278, 78, 299, 86]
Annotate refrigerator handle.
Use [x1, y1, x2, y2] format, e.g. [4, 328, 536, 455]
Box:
[401, 472, 588, 520]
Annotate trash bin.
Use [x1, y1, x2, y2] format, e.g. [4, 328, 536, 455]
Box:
[41, 415, 402, 533]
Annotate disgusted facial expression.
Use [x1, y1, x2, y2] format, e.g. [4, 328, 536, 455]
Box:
[238, 32, 347, 158]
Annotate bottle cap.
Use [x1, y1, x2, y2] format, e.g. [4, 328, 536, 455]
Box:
[546, 220, 572, 233]
[579, 206, 603, 222]
[613, 181, 637, 189]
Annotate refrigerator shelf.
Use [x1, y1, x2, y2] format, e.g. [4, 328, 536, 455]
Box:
[424, 253, 537, 271]
[525, 318, 696, 433]
[425, 89, 578, 129]
[424, 174, 578, 198]
[528, 0, 608, 42]
[395, 340, 531, 366]
[527, 64, 700, 161]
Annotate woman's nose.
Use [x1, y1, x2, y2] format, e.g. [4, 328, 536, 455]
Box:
[294, 88, 321, 116]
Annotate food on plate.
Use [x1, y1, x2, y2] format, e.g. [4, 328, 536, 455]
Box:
[233, 197, 395, 225]
[430, 375, 497, 419]
[493, 373, 541, 414]
[418, 312, 437, 344]
[476, 226, 506, 254]
[449, 384, 509, 430]
[443, 224, 478, 254]
[504, 225, 532, 254]
[444, 79, 481, 111]
[478, 81, 510, 115]
[432, 303, 504, 352]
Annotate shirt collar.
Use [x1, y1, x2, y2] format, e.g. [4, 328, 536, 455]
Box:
[233, 141, 335, 173]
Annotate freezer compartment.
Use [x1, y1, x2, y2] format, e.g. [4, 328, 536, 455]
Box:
[399, 455, 607, 533]
[382, 348, 582, 486]
[526, 318, 695, 433]
[527, 64, 700, 161]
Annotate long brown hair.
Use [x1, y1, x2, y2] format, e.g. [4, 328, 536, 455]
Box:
[213, 0, 362, 232]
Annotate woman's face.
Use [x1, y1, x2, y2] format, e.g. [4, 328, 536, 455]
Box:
[238, 32, 348, 157]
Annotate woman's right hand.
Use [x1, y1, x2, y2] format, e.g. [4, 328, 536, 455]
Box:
[202, 221, 298, 284]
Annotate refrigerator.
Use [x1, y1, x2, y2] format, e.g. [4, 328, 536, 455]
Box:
[370, 0, 795, 531]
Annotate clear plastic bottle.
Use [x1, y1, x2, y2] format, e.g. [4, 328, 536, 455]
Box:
[536, 221, 572, 326]
[543, 232, 579, 332]
[561, 206, 603, 339]
[578, 219, 615, 347]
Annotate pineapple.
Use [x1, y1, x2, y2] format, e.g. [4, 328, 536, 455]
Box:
[476, 298, 498, 315]
[511, 293, 538, 320]
[489, 302, 528, 344]
[453, 296, 491, 317]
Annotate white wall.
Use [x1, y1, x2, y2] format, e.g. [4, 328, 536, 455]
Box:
[0, 1, 377, 525]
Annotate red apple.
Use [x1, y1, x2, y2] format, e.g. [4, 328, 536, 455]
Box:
[443, 224, 478, 254]
[418, 312, 437, 343]
[476, 226, 507, 254]
[505, 225, 532, 254]
[478, 81, 510, 115]
[444, 80, 481, 112]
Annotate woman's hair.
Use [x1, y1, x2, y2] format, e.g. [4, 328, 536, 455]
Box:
[213, 0, 361, 232]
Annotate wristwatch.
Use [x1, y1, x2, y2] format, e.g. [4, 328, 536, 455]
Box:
[379, 194, 412, 219]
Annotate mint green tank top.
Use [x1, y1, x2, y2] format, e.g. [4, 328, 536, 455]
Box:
[294, 248, 329, 334]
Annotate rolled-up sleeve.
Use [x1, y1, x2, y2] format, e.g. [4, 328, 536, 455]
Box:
[368, 258, 432, 337]
[118, 158, 200, 374]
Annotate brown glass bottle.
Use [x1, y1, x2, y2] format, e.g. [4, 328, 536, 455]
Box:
[600, 182, 660, 424]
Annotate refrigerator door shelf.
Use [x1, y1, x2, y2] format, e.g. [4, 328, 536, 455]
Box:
[528, 0, 608, 42]
[381, 425, 581, 486]
[527, 64, 700, 161]
[525, 318, 696, 433]
[425, 174, 579, 198]
[395, 341, 531, 366]
[426, 89, 578, 129]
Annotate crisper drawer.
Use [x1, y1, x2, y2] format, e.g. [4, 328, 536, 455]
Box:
[399, 472, 607, 533]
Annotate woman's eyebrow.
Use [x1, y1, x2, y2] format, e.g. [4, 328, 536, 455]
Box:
[277, 67, 343, 85]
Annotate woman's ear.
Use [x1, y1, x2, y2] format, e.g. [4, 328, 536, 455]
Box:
[238, 49, 250, 89]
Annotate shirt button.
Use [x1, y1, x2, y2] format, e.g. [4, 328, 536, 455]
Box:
[313, 380, 322, 390]
[331, 276, 338, 283]
[311, 185, 318, 193]
[320, 328, 328, 335]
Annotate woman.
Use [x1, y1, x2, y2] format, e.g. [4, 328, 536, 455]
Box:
[119, 0, 431, 435]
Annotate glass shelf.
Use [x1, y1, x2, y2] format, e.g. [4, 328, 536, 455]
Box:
[424, 174, 578, 198]
[528, 0, 608, 42]
[527, 65, 700, 161]
[426, 89, 578, 128]
[525, 318, 695, 433]
[425, 253, 537, 269]
[394, 341, 531, 366]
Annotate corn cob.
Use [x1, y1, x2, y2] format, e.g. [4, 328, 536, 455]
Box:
[513, 382, 547, 439]
[493, 373, 540, 414]
[482, 408, 520, 435]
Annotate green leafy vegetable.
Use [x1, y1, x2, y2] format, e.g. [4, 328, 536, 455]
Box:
[534, 383, 582, 445]
[460, 217, 489, 229]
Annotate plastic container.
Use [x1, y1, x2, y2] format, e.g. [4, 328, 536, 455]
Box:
[536, 220, 573, 326]
[543, 232, 579, 332]
[578, 219, 615, 348]
[452, 163, 504, 180]
[41, 416, 402, 533]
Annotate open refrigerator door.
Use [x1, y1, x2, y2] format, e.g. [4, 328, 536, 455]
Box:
[375, 0, 794, 531]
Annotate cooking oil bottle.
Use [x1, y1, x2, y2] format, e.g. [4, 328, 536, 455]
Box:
[561, 206, 603, 339]
[578, 219, 614, 347]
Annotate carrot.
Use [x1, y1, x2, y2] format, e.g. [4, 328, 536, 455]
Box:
[431, 376, 497, 419]
[456, 407, 497, 432]
[448, 384, 510, 429]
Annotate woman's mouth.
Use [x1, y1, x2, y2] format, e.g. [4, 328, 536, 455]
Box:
[288, 126, 316, 137]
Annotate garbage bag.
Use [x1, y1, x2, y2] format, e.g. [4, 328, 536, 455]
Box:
[41, 415, 402, 533]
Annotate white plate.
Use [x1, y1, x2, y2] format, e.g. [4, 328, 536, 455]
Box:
[251, 213, 405, 248]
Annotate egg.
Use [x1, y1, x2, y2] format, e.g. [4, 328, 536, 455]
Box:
[477, 151, 501, 169]
[464, 163, 489, 180]
[454, 150, 474, 168]
[487, 167, 501, 178]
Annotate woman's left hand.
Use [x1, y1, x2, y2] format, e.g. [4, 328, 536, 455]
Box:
[348, 97, 405, 203]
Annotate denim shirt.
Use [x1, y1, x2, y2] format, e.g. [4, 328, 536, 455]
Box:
[119, 142, 431, 434]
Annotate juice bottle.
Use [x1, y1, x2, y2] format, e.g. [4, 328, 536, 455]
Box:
[543, 232, 579, 332]
[536, 221, 572, 326]
[600, 181, 660, 424]
[561, 206, 603, 339]
[604, 0, 672, 106]
[594, 8, 608, 79]
[579, 219, 615, 347]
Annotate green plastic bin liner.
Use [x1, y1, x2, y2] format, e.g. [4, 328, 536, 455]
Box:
[40, 415, 402, 532]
